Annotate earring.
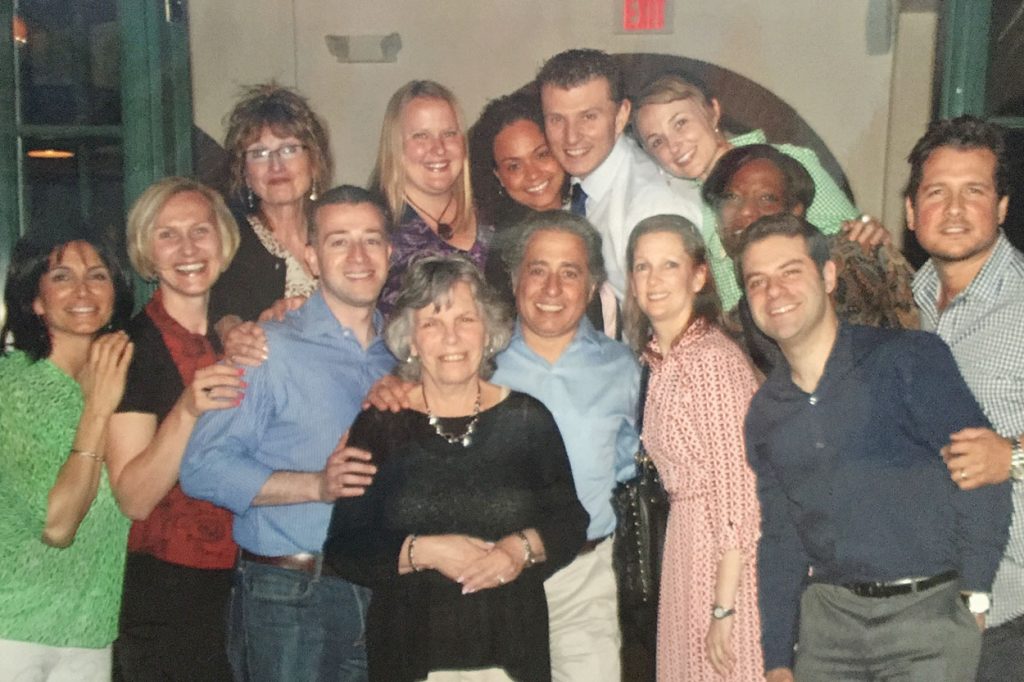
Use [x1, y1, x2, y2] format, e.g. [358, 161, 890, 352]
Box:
[309, 181, 319, 202]
[246, 185, 256, 211]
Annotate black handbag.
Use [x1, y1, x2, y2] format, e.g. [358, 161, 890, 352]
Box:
[611, 364, 670, 610]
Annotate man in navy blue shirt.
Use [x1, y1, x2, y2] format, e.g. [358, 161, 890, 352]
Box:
[738, 213, 1011, 681]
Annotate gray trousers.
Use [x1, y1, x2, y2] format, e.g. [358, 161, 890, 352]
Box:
[794, 580, 981, 681]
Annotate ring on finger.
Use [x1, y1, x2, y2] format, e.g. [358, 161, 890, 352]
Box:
[497, 576, 505, 585]
[960, 470, 969, 481]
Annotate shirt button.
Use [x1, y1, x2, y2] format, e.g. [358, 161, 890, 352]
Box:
[808, 395, 818, 405]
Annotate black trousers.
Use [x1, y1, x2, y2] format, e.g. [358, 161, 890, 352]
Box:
[114, 552, 234, 682]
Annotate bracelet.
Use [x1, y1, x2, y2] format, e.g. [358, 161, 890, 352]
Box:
[516, 530, 536, 568]
[72, 448, 104, 464]
[408, 535, 423, 572]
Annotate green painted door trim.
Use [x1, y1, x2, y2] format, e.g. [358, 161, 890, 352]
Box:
[0, 3, 19, 291]
[940, 0, 992, 118]
[120, 0, 195, 308]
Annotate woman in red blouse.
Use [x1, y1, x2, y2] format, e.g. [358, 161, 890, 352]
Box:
[108, 178, 245, 680]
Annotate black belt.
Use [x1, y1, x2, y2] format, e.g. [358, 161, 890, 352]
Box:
[579, 534, 611, 556]
[841, 570, 957, 598]
[239, 549, 339, 577]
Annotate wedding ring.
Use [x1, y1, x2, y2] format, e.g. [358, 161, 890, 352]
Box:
[498, 576, 505, 585]
[960, 470, 969, 481]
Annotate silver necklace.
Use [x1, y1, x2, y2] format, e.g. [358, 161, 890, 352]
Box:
[423, 384, 481, 447]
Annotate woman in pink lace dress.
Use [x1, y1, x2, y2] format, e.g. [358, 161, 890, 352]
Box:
[624, 214, 763, 681]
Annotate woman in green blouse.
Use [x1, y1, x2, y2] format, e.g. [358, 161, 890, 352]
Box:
[0, 232, 134, 680]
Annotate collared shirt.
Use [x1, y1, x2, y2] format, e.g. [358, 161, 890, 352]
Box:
[746, 323, 1012, 670]
[688, 129, 858, 311]
[576, 135, 703, 298]
[492, 318, 640, 540]
[180, 290, 396, 555]
[914, 233, 1024, 627]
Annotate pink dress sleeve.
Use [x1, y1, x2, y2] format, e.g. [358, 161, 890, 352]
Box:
[689, 331, 762, 559]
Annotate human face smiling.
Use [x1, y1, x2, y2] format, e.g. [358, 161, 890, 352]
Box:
[243, 126, 313, 208]
[541, 77, 630, 179]
[514, 230, 595, 348]
[401, 97, 466, 202]
[630, 230, 707, 341]
[493, 118, 565, 211]
[906, 146, 1008, 270]
[411, 280, 486, 390]
[149, 191, 224, 301]
[33, 241, 115, 341]
[717, 158, 793, 258]
[307, 202, 392, 314]
[741, 234, 835, 348]
[635, 96, 724, 180]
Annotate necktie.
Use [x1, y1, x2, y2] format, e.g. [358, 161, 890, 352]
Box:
[570, 182, 587, 217]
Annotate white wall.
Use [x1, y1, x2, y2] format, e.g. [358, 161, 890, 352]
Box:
[190, 0, 937, 225]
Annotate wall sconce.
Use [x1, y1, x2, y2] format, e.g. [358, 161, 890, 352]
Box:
[325, 33, 402, 63]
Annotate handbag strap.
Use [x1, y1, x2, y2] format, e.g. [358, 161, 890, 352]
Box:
[636, 363, 652, 461]
[637, 362, 651, 432]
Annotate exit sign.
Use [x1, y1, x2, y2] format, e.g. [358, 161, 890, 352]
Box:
[621, 0, 669, 32]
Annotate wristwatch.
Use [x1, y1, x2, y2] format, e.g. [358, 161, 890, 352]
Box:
[711, 604, 736, 620]
[1010, 436, 1024, 482]
[961, 592, 991, 615]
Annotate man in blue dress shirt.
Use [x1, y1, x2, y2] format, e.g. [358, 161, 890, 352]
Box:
[180, 185, 396, 682]
[492, 210, 639, 681]
[738, 213, 1011, 682]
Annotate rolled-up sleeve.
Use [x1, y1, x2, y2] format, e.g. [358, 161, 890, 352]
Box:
[180, 361, 277, 515]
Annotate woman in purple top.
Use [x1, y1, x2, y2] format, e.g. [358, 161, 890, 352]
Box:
[370, 80, 493, 315]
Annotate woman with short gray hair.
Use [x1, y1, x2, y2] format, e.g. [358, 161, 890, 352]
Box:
[325, 254, 587, 682]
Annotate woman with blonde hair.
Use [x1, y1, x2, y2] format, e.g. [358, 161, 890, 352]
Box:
[371, 80, 492, 315]
[631, 72, 886, 312]
[109, 177, 245, 680]
[624, 214, 763, 681]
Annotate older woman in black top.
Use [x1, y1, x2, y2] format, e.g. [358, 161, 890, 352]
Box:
[324, 255, 587, 682]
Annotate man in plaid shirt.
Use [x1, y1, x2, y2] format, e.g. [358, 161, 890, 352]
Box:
[907, 115, 1024, 681]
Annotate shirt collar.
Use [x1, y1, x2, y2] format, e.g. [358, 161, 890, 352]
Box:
[296, 289, 385, 343]
[762, 321, 854, 399]
[914, 232, 1015, 314]
[576, 135, 630, 203]
[508, 316, 601, 361]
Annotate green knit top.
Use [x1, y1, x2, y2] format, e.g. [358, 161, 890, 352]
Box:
[0, 351, 130, 648]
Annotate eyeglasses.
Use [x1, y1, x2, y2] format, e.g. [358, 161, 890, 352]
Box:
[243, 144, 308, 163]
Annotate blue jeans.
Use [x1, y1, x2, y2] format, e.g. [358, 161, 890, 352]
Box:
[228, 557, 369, 682]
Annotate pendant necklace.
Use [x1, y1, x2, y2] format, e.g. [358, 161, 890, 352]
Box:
[423, 383, 481, 447]
[406, 193, 456, 241]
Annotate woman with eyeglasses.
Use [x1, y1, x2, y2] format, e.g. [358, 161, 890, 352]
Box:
[371, 80, 492, 316]
[209, 83, 333, 345]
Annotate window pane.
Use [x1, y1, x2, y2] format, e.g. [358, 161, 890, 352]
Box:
[17, 0, 120, 125]
[986, 0, 1024, 117]
[22, 136, 125, 253]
